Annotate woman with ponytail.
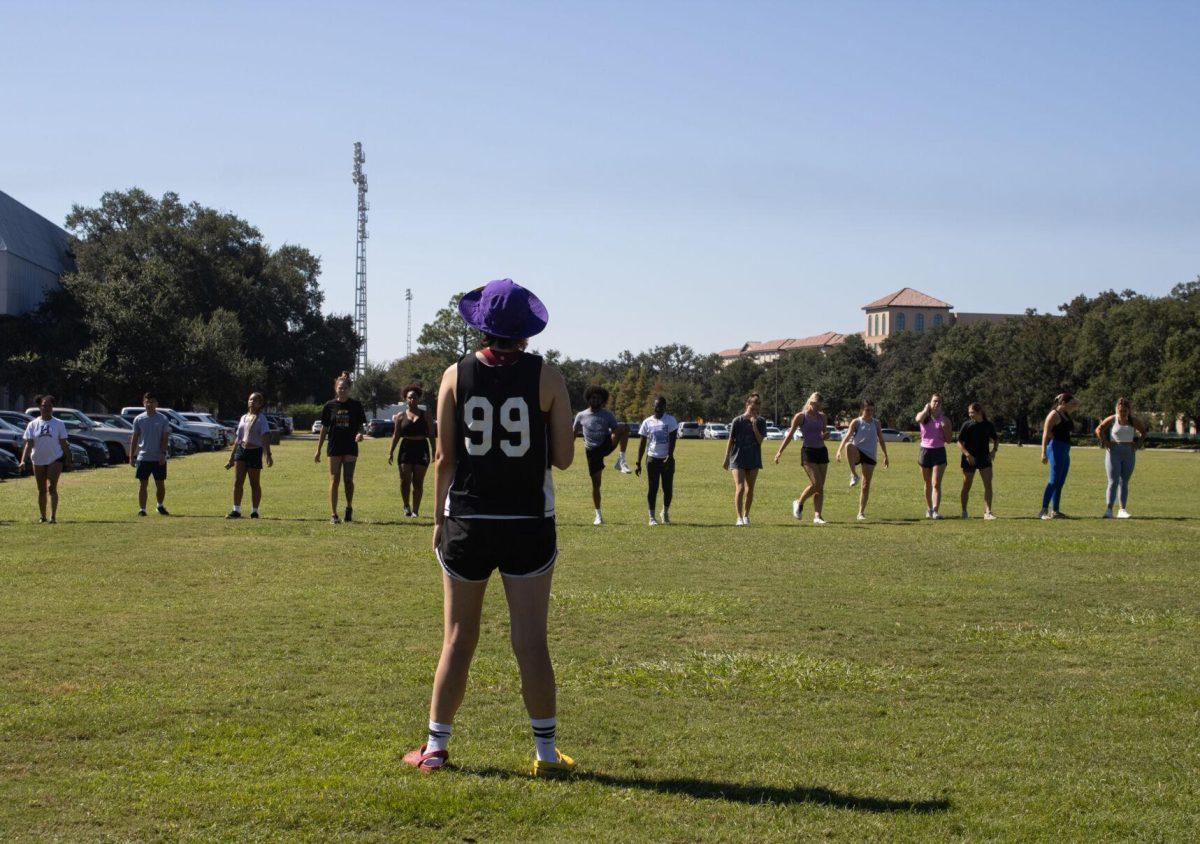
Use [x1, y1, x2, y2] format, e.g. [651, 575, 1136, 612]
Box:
[225, 391, 273, 518]
[1039, 392, 1080, 520]
[314, 372, 367, 524]
[957, 402, 998, 519]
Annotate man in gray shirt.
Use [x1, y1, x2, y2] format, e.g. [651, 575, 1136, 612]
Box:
[130, 392, 172, 517]
[572, 385, 630, 525]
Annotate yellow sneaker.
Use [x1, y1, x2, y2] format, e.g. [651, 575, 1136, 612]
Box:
[531, 750, 576, 778]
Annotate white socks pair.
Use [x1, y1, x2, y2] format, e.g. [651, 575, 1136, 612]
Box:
[425, 717, 557, 762]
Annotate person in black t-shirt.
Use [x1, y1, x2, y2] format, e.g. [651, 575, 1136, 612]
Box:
[957, 402, 999, 519]
[313, 372, 366, 524]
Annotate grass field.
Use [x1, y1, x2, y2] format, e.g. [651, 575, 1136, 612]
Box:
[1, 436, 1198, 841]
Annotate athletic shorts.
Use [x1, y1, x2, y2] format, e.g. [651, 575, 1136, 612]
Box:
[961, 453, 991, 472]
[857, 452, 877, 466]
[398, 439, 430, 466]
[234, 445, 263, 470]
[135, 460, 167, 481]
[327, 441, 359, 458]
[918, 446, 947, 468]
[802, 446, 829, 465]
[436, 517, 557, 582]
[585, 440, 617, 475]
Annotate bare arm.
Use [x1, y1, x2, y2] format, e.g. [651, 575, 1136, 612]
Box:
[432, 364, 459, 546]
[19, 440, 32, 470]
[775, 413, 802, 461]
[1132, 415, 1149, 447]
[128, 429, 140, 466]
[915, 403, 931, 425]
[722, 420, 735, 466]
[60, 437, 73, 469]
[542, 365, 574, 471]
[1041, 411, 1056, 461]
[877, 424, 890, 467]
[388, 414, 402, 463]
[635, 428, 647, 470]
[1095, 415, 1115, 449]
[835, 419, 858, 461]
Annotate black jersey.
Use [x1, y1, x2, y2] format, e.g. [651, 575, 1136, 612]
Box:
[447, 352, 552, 519]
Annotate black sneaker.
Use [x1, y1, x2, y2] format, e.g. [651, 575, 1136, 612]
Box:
[226, 510, 241, 519]
[156, 505, 170, 516]
[39, 517, 47, 524]
[49, 517, 56, 524]
[138, 510, 147, 517]
[250, 511, 259, 519]
[330, 514, 341, 525]
[344, 507, 353, 523]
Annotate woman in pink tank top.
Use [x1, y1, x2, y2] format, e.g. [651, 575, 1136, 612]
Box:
[915, 394, 951, 519]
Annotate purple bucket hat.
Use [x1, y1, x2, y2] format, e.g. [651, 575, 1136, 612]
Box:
[458, 279, 549, 339]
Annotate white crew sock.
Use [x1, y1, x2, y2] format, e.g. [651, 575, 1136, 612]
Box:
[618, 450, 626, 460]
[426, 720, 453, 753]
[595, 509, 602, 519]
[251, 507, 258, 516]
[232, 504, 241, 514]
[531, 716, 558, 762]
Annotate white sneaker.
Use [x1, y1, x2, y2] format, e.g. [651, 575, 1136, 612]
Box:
[812, 516, 826, 525]
[849, 474, 859, 487]
[1103, 508, 1113, 519]
[1040, 510, 1053, 521]
[648, 516, 658, 526]
[1116, 508, 1131, 519]
[792, 499, 802, 520]
[983, 511, 997, 520]
[615, 457, 632, 474]
[925, 508, 933, 519]
[742, 516, 750, 526]
[735, 517, 745, 526]
[856, 512, 866, 521]
[593, 513, 603, 525]
[660, 509, 670, 524]
[931, 511, 943, 521]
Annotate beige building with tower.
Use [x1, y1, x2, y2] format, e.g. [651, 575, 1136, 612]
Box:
[720, 287, 1020, 363]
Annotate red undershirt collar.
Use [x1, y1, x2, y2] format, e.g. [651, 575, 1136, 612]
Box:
[480, 347, 522, 366]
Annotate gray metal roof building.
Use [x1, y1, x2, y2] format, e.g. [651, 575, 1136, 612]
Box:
[0, 189, 75, 316]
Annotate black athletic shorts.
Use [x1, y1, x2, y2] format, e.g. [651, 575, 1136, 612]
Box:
[802, 446, 829, 465]
[918, 446, 947, 468]
[961, 453, 992, 472]
[436, 517, 558, 582]
[327, 442, 360, 458]
[135, 460, 167, 481]
[234, 445, 263, 470]
[857, 452, 877, 466]
[585, 440, 617, 475]
[398, 439, 430, 467]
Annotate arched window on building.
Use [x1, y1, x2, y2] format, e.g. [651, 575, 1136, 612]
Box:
[896, 312, 906, 331]
[933, 314, 944, 328]
[916, 313, 925, 332]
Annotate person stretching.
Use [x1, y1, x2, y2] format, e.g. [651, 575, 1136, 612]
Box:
[775, 391, 829, 525]
[723, 392, 767, 525]
[635, 396, 678, 525]
[1040, 392, 1080, 520]
[915, 394, 951, 519]
[957, 402, 999, 520]
[835, 399, 889, 521]
[1095, 397, 1147, 519]
[573, 385, 629, 525]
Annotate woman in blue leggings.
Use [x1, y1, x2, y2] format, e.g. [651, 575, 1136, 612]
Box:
[1039, 393, 1079, 520]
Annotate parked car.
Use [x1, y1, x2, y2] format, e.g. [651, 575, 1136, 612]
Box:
[678, 422, 704, 440]
[826, 425, 844, 442]
[703, 423, 730, 440]
[25, 407, 132, 463]
[0, 410, 34, 430]
[173, 410, 229, 446]
[311, 420, 323, 434]
[765, 426, 785, 440]
[265, 413, 293, 435]
[0, 418, 25, 458]
[622, 422, 640, 438]
[368, 418, 395, 438]
[68, 442, 90, 469]
[881, 428, 912, 443]
[0, 448, 19, 478]
[89, 413, 133, 431]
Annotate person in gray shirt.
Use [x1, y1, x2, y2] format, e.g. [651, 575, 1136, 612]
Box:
[129, 392, 172, 516]
[572, 385, 630, 525]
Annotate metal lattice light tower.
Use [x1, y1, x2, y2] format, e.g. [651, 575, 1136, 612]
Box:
[405, 288, 413, 357]
[352, 141, 369, 375]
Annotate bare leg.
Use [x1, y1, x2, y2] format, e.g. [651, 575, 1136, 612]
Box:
[613, 428, 629, 453]
[400, 464, 413, 511]
[411, 464, 427, 515]
[859, 462, 875, 514]
[960, 469, 974, 513]
[932, 464, 946, 512]
[732, 469, 745, 519]
[502, 571, 556, 720]
[46, 462, 62, 520]
[922, 466, 934, 511]
[341, 457, 356, 505]
[138, 477, 150, 511]
[328, 456, 343, 514]
[154, 477, 166, 507]
[743, 468, 759, 517]
[247, 468, 262, 509]
[979, 466, 994, 513]
[811, 463, 827, 517]
[846, 443, 860, 478]
[34, 465, 49, 520]
[798, 462, 820, 506]
[233, 463, 247, 507]
[590, 471, 603, 509]
[428, 574, 489, 724]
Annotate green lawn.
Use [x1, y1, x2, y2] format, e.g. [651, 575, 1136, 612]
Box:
[1, 437, 1198, 841]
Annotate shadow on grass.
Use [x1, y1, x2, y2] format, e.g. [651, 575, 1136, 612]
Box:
[462, 766, 951, 813]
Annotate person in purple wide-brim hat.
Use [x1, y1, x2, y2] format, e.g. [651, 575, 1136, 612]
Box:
[457, 278, 549, 340]
[404, 277, 580, 779]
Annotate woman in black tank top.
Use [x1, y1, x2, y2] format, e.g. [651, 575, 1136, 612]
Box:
[388, 385, 436, 518]
[1040, 392, 1080, 519]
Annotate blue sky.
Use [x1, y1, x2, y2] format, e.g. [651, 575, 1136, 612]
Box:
[4, 1, 1198, 360]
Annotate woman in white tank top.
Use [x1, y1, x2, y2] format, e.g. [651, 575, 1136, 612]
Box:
[835, 399, 890, 520]
[1094, 397, 1146, 518]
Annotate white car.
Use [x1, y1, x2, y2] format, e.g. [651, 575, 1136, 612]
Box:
[881, 428, 913, 442]
[26, 406, 135, 463]
[765, 426, 785, 440]
[826, 425, 845, 441]
[311, 420, 323, 434]
[160, 408, 228, 446]
[678, 421, 704, 440]
[703, 423, 730, 440]
[180, 412, 233, 444]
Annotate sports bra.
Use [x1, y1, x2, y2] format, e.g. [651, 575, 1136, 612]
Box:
[397, 411, 429, 438]
[1110, 420, 1136, 443]
[1052, 411, 1073, 443]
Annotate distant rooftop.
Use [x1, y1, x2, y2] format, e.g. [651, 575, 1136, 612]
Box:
[862, 287, 952, 310]
[0, 190, 74, 275]
[720, 331, 847, 358]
